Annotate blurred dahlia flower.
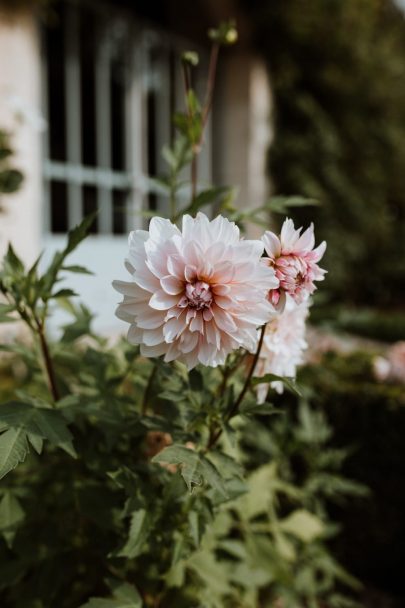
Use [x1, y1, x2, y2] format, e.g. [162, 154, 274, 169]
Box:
[254, 298, 310, 402]
[113, 213, 278, 369]
[373, 341, 405, 384]
[262, 218, 326, 310]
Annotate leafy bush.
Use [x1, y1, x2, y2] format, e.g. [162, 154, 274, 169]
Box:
[285, 351, 405, 601]
[0, 292, 366, 606]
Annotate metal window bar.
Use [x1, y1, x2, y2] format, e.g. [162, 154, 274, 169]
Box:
[125, 25, 148, 231]
[40, 18, 51, 235]
[95, 21, 113, 234]
[65, 3, 83, 229]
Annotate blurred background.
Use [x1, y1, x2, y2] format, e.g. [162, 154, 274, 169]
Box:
[0, 0, 404, 606]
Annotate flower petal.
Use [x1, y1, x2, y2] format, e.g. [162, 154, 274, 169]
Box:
[149, 290, 179, 310]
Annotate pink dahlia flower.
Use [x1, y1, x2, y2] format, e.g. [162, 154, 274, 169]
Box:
[254, 298, 310, 402]
[262, 218, 326, 310]
[113, 213, 278, 369]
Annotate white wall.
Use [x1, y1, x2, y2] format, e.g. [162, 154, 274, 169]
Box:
[213, 51, 273, 238]
[0, 10, 43, 266]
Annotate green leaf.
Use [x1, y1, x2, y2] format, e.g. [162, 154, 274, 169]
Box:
[0, 303, 16, 324]
[162, 145, 177, 169]
[177, 186, 233, 220]
[240, 402, 283, 416]
[0, 427, 29, 479]
[188, 510, 200, 548]
[51, 288, 78, 299]
[41, 213, 96, 296]
[118, 509, 150, 559]
[152, 445, 202, 492]
[0, 402, 77, 463]
[251, 373, 302, 396]
[79, 582, 142, 608]
[65, 213, 97, 255]
[4, 244, 24, 273]
[265, 195, 320, 214]
[0, 491, 25, 548]
[153, 445, 228, 497]
[279, 509, 325, 543]
[199, 456, 228, 499]
[62, 264, 94, 275]
[186, 89, 201, 114]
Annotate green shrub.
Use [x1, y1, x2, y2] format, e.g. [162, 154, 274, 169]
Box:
[284, 352, 405, 600]
[244, 0, 405, 308]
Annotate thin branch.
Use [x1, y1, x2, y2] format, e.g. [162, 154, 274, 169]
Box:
[206, 324, 267, 450]
[191, 155, 198, 201]
[201, 42, 220, 130]
[36, 320, 60, 402]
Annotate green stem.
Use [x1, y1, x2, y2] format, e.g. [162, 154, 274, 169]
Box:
[201, 42, 219, 130]
[36, 319, 60, 403]
[206, 324, 267, 450]
[169, 181, 177, 223]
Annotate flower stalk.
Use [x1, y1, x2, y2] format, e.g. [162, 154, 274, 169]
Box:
[206, 323, 267, 450]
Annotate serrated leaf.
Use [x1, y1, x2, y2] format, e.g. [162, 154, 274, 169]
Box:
[79, 582, 142, 608]
[27, 433, 43, 454]
[118, 509, 150, 559]
[0, 427, 29, 479]
[0, 402, 76, 459]
[198, 456, 228, 499]
[153, 445, 227, 496]
[206, 451, 244, 481]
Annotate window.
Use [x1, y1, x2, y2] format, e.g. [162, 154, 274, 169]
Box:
[42, 0, 212, 237]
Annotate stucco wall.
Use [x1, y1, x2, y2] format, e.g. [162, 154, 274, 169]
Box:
[213, 50, 272, 238]
[0, 10, 42, 266]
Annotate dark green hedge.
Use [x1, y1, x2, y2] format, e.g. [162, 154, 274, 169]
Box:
[243, 0, 405, 308]
[294, 352, 405, 600]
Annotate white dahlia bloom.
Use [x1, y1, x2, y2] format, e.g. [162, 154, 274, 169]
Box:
[254, 297, 310, 402]
[113, 213, 278, 369]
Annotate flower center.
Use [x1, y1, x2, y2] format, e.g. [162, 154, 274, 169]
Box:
[184, 280, 213, 310]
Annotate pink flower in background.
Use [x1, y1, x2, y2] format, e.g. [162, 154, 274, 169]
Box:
[262, 218, 326, 310]
[113, 213, 278, 369]
[373, 341, 405, 384]
[254, 298, 310, 402]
